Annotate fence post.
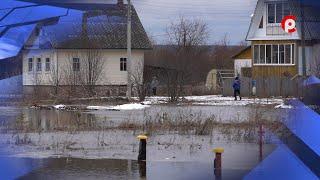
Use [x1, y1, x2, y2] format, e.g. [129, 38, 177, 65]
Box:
[137, 135, 148, 161]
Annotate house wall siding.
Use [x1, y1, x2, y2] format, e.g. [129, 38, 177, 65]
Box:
[22, 49, 144, 86]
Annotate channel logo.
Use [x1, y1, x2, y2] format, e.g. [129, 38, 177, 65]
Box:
[281, 15, 297, 33]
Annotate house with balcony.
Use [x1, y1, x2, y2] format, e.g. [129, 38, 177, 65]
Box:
[246, 0, 320, 78]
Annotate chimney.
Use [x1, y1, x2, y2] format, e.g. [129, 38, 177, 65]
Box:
[117, 0, 124, 6]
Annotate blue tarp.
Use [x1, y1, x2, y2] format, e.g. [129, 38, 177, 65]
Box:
[286, 100, 320, 156]
[0, 0, 70, 60]
[303, 75, 320, 86]
[244, 145, 318, 180]
[0, 24, 35, 59]
[1, 0, 34, 9]
[245, 100, 320, 179]
[0, 5, 68, 27]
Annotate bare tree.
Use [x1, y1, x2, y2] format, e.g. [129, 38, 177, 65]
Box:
[78, 49, 104, 97]
[131, 60, 146, 101]
[167, 16, 208, 49]
[48, 62, 62, 96]
[163, 16, 209, 101]
[31, 70, 44, 100]
[63, 49, 105, 98]
[61, 53, 81, 99]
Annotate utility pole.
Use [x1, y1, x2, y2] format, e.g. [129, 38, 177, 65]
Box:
[126, 0, 132, 99]
[300, 1, 306, 77]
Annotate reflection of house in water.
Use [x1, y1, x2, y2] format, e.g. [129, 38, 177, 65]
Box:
[19, 158, 143, 179]
[22, 109, 97, 132]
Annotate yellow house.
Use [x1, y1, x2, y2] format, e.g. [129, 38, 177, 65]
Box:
[246, 0, 320, 79]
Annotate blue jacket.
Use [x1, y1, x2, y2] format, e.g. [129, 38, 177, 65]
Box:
[233, 80, 241, 90]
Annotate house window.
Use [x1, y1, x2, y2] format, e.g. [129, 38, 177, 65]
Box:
[267, 4, 275, 23]
[73, 58, 80, 71]
[267, 2, 289, 24]
[120, 58, 127, 71]
[253, 44, 295, 65]
[259, 45, 265, 64]
[45, 58, 51, 72]
[28, 58, 33, 72]
[259, 17, 263, 29]
[272, 45, 279, 64]
[266, 45, 272, 64]
[36, 58, 42, 72]
[279, 45, 285, 64]
[291, 44, 295, 64]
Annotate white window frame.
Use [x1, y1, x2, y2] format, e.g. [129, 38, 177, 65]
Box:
[28, 58, 33, 72]
[45, 58, 51, 72]
[36, 58, 42, 72]
[267, 2, 289, 25]
[120, 58, 127, 71]
[253, 43, 295, 66]
[72, 58, 80, 72]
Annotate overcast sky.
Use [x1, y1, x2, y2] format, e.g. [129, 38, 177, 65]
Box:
[133, 0, 257, 45]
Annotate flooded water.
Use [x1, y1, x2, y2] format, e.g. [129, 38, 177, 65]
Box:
[4, 156, 272, 180]
[0, 105, 285, 179]
[0, 105, 286, 132]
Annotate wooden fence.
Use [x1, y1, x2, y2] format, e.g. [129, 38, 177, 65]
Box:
[222, 77, 305, 97]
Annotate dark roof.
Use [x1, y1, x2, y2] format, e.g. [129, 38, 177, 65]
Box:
[289, 0, 320, 40]
[37, 4, 152, 49]
[0, 1, 151, 60]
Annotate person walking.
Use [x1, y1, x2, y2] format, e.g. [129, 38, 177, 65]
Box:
[233, 77, 242, 101]
[150, 76, 159, 96]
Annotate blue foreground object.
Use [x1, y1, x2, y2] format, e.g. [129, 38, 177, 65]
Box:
[246, 100, 320, 179]
[244, 144, 318, 180]
[285, 100, 320, 156]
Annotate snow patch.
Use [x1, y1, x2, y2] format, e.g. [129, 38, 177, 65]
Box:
[184, 95, 284, 106]
[274, 104, 293, 109]
[87, 103, 150, 111]
[53, 104, 66, 109]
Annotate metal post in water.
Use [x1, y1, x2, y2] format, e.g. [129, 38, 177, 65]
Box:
[258, 124, 265, 162]
[138, 161, 146, 178]
[213, 148, 224, 180]
[137, 135, 148, 161]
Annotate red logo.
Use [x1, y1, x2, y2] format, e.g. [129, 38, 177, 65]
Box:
[281, 15, 297, 33]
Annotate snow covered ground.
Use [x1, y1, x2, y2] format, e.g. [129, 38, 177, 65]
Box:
[182, 95, 285, 106]
[49, 95, 290, 111]
[141, 95, 288, 108]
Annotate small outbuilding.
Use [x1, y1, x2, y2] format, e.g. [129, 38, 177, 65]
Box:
[232, 46, 252, 77]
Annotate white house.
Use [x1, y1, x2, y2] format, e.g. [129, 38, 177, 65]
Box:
[22, 1, 152, 96]
[246, 0, 320, 78]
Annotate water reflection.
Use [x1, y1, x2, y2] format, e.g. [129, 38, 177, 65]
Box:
[0, 105, 285, 133]
[17, 158, 254, 180]
[15, 109, 99, 132]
